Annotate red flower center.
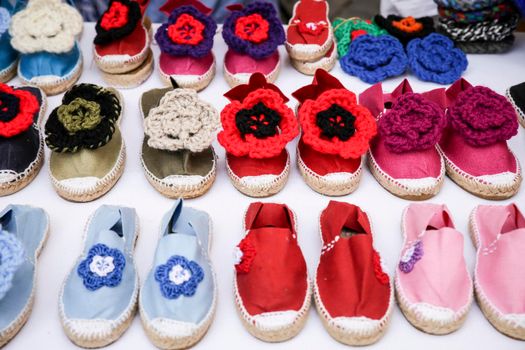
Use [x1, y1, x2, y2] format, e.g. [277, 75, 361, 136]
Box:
[100, 2, 129, 30]
[235, 13, 269, 43]
[167, 13, 206, 45]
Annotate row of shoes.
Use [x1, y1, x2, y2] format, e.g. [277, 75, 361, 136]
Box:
[1, 200, 524, 348]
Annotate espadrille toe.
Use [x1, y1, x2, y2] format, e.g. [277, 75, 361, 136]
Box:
[506, 81, 525, 127]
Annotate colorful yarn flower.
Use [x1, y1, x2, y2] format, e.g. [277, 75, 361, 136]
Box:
[155, 255, 204, 299]
[45, 84, 121, 153]
[0, 7, 10, 38]
[218, 74, 298, 159]
[332, 17, 387, 57]
[234, 238, 256, 274]
[340, 34, 408, 84]
[374, 15, 435, 46]
[299, 89, 377, 159]
[449, 86, 518, 147]
[222, 1, 285, 59]
[407, 33, 467, 85]
[94, 0, 142, 45]
[155, 5, 217, 58]
[0, 84, 39, 138]
[77, 243, 126, 291]
[0, 230, 25, 301]
[144, 88, 219, 153]
[399, 240, 423, 273]
[379, 93, 446, 153]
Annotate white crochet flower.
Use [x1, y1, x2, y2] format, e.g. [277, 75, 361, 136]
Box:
[0, 7, 10, 37]
[9, 0, 82, 54]
[144, 89, 219, 153]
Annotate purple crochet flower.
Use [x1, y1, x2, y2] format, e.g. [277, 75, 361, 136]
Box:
[379, 93, 446, 153]
[155, 5, 217, 58]
[399, 240, 423, 273]
[407, 33, 467, 85]
[449, 86, 518, 147]
[340, 34, 408, 84]
[222, 1, 285, 59]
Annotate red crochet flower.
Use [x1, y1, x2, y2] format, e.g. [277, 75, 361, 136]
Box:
[234, 13, 269, 43]
[351, 29, 368, 40]
[297, 20, 326, 36]
[219, 87, 298, 159]
[167, 13, 205, 45]
[373, 250, 390, 285]
[100, 1, 129, 30]
[299, 89, 377, 159]
[0, 84, 39, 138]
[235, 238, 256, 274]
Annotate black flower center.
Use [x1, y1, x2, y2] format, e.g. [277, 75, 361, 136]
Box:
[316, 104, 356, 141]
[235, 102, 281, 139]
[0, 92, 21, 123]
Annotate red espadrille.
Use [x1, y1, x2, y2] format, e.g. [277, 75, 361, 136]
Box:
[314, 201, 393, 345]
[292, 69, 377, 196]
[218, 73, 299, 197]
[234, 202, 311, 342]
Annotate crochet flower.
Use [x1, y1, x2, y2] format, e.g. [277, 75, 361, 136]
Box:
[9, 0, 82, 54]
[407, 33, 467, 85]
[340, 34, 408, 84]
[0, 7, 10, 38]
[94, 0, 142, 45]
[77, 243, 126, 291]
[379, 93, 446, 153]
[234, 238, 256, 274]
[144, 89, 219, 153]
[222, 1, 285, 59]
[45, 84, 121, 153]
[449, 86, 518, 147]
[399, 240, 423, 273]
[218, 89, 298, 159]
[332, 17, 387, 57]
[0, 230, 25, 301]
[155, 5, 217, 58]
[155, 255, 204, 299]
[0, 84, 39, 138]
[374, 15, 435, 46]
[373, 251, 390, 285]
[299, 89, 377, 159]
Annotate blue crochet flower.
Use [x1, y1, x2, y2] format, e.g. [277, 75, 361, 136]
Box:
[77, 243, 126, 291]
[155, 255, 204, 299]
[340, 34, 408, 84]
[0, 7, 10, 38]
[0, 230, 24, 300]
[407, 33, 468, 85]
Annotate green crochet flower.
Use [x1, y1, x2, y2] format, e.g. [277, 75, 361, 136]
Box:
[57, 98, 102, 134]
[333, 17, 387, 57]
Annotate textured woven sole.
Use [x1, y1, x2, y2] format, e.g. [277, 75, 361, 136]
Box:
[290, 43, 337, 75]
[101, 48, 154, 89]
[20, 57, 83, 96]
[286, 30, 334, 62]
[0, 212, 49, 347]
[224, 58, 280, 88]
[506, 88, 525, 128]
[0, 60, 17, 83]
[159, 57, 216, 92]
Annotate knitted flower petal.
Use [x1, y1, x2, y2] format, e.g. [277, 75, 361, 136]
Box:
[94, 0, 142, 45]
[333, 17, 387, 57]
[0, 230, 25, 301]
[0, 7, 10, 37]
[0, 83, 39, 138]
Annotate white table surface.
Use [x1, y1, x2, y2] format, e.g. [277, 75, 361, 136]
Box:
[2, 24, 525, 350]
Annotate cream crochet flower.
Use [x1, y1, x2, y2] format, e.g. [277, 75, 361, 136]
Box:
[144, 89, 219, 153]
[9, 0, 82, 54]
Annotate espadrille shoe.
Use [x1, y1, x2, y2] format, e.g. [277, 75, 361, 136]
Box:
[314, 201, 393, 345]
[470, 203, 525, 340]
[0, 0, 22, 83]
[9, 0, 83, 96]
[140, 199, 216, 349]
[234, 202, 311, 342]
[45, 84, 125, 202]
[59, 205, 138, 348]
[94, 0, 153, 88]
[292, 69, 376, 196]
[222, 1, 285, 87]
[506, 81, 525, 128]
[438, 78, 521, 200]
[286, 0, 332, 62]
[0, 205, 48, 347]
[155, 0, 217, 91]
[290, 43, 337, 75]
[396, 203, 473, 335]
[218, 73, 298, 197]
[359, 80, 446, 200]
[140, 80, 219, 199]
[0, 84, 46, 196]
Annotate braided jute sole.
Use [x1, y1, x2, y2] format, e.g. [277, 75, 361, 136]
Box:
[0, 212, 49, 348]
[0, 60, 17, 83]
[100, 48, 154, 89]
[367, 152, 445, 201]
[297, 149, 361, 196]
[468, 211, 525, 340]
[223, 58, 281, 88]
[19, 57, 83, 96]
[505, 88, 525, 128]
[438, 146, 522, 200]
[159, 56, 216, 92]
[290, 42, 337, 76]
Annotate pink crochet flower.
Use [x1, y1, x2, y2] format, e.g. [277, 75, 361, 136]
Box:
[379, 93, 446, 153]
[449, 86, 518, 147]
